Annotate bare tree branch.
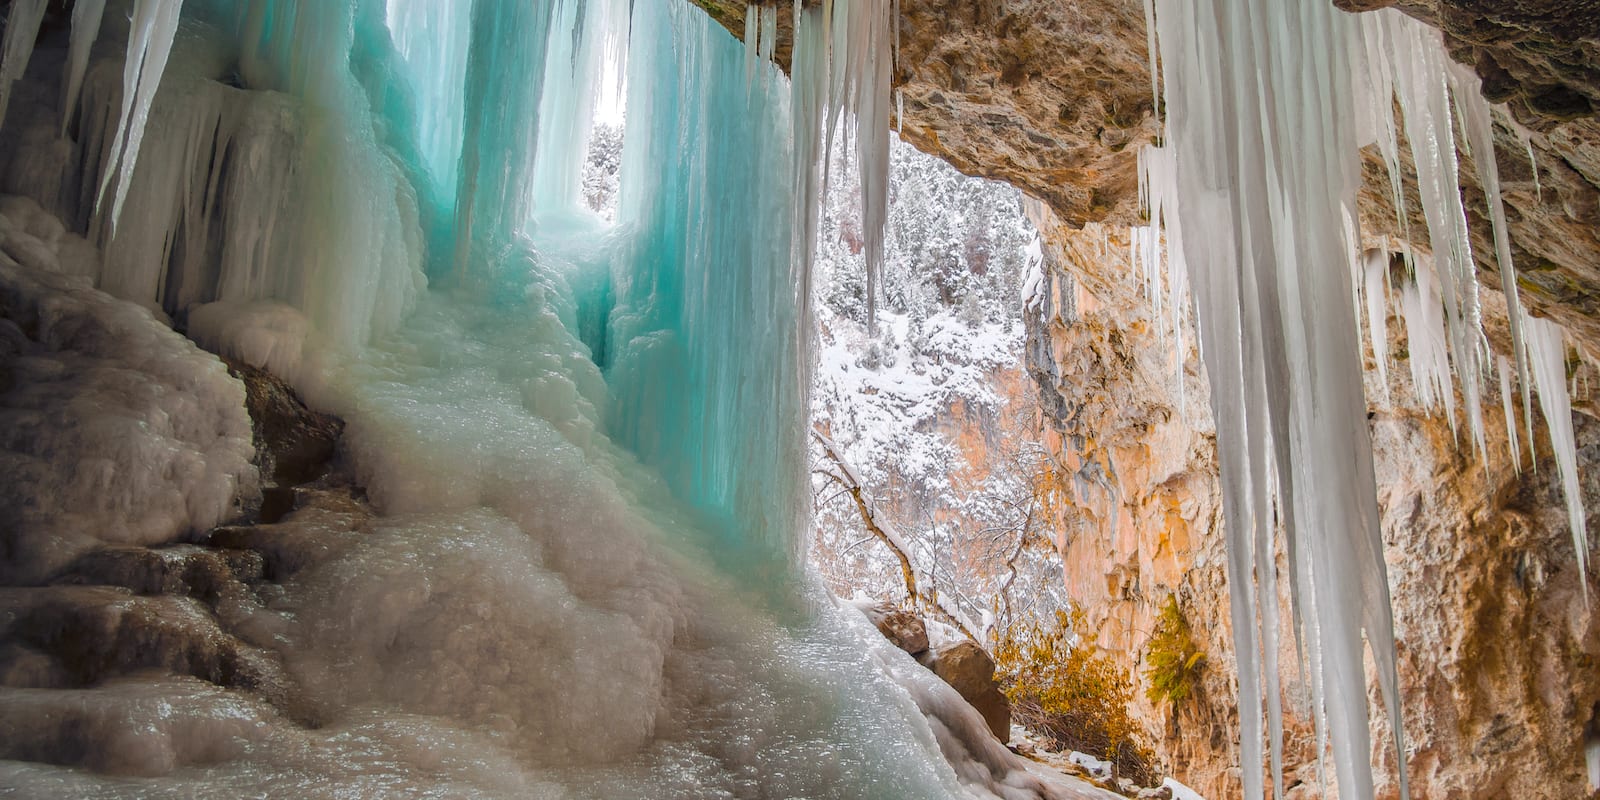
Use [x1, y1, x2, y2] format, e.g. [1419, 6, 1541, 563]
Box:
[811, 427, 979, 642]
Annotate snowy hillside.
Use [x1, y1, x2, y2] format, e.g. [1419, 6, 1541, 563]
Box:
[808, 137, 1068, 637]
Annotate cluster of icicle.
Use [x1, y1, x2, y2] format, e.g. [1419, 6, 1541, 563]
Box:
[785, 0, 898, 331]
[1135, 2, 1589, 799]
[0, 0, 181, 232]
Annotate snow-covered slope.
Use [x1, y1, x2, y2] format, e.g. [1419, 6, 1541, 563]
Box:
[808, 137, 1068, 635]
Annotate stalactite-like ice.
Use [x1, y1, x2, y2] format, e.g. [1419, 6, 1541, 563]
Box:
[97, 0, 186, 231]
[1499, 354, 1522, 470]
[1526, 316, 1590, 594]
[1363, 249, 1392, 402]
[1372, 12, 1489, 456]
[784, 0, 894, 329]
[1400, 256, 1457, 420]
[60, 0, 108, 137]
[1143, 2, 1410, 798]
[0, 0, 48, 127]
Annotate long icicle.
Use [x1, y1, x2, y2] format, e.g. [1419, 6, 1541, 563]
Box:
[1144, 1, 1411, 797]
[95, 0, 186, 234]
[0, 0, 49, 128]
[1526, 317, 1591, 600]
[60, 0, 109, 137]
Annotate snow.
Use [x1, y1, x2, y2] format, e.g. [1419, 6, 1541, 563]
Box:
[1162, 777, 1206, 800]
[807, 135, 1063, 629]
[1068, 751, 1112, 781]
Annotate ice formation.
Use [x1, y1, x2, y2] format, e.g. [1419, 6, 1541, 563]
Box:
[1142, 2, 1591, 798]
[96, 0, 185, 231]
[1526, 317, 1590, 591]
[0, 1, 1102, 798]
[60, 0, 107, 138]
[0, 0, 48, 128]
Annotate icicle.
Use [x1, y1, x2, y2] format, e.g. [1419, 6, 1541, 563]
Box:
[1499, 354, 1522, 471]
[1525, 135, 1543, 203]
[59, 0, 108, 137]
[1401, 256, 1457, 426]
[1142, 0, 1159, 123]
[1371, 13, 1489, 458]
[96, 0, 186, 233]
[838, 0, 894, 331]
[1448, 58, 1536, 467]
[760, 6, 777, 66]
[1589, 732, 1600, 795]
[1526, 317, 1590, 597]
[1364, 250, 1392, 403]
[744, 6, 760, 88]
[0, 0, 48, 128]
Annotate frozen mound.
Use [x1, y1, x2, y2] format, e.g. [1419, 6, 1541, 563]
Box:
[0, 195, 257, 584]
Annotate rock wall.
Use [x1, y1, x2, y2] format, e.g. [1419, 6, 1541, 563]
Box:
[1026, 212, 1600, 799]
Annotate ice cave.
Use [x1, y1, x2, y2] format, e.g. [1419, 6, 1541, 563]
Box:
[0, 0, 1597, 798]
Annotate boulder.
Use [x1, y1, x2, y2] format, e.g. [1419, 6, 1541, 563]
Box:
[922, 639, 1011, 742]
[857, 601, 929, 656]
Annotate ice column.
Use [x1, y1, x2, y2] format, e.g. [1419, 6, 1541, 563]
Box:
[607, 0, 807, 578]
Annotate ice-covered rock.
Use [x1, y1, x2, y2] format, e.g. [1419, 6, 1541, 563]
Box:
[0, 199, 257, 584]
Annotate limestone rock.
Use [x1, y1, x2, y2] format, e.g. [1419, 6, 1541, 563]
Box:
[922, 639, 1012, 742]
[692, 0, 1159, 229]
